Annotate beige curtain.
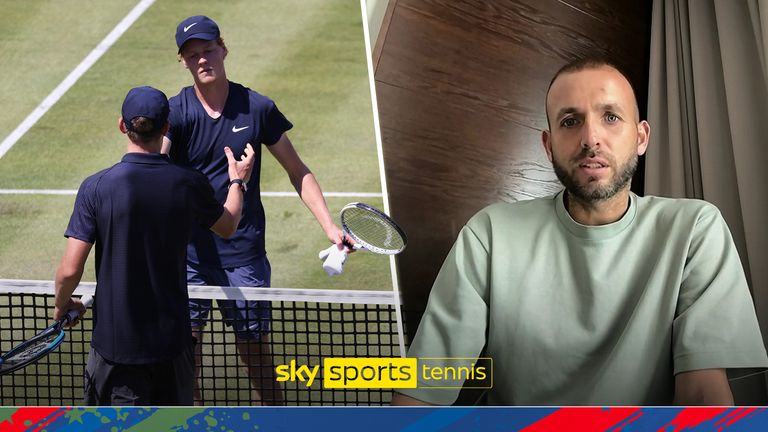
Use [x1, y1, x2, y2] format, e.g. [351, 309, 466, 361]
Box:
[646, 0, 768, 401]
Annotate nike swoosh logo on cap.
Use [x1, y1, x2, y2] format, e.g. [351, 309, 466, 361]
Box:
[232, 126, 249, 133]
[183, 22, 198, 32]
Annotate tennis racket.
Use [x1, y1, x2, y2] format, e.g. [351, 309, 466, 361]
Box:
[319, 202, 407, 275]
[0, 295, 93, 376]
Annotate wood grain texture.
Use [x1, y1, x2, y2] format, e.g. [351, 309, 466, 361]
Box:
[372, 0, 398, 72]
[375, 0, 652, 337]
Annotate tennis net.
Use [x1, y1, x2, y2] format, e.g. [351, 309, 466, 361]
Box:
[0, 279, 405, 406]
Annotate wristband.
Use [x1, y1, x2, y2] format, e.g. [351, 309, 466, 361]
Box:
[229, 178, 247, 193]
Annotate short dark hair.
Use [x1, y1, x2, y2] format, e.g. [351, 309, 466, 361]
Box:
[545, 56, 638, 128]
[126, 116, 164, 144]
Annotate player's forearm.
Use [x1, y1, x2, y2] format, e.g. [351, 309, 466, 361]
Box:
[213, 144, 254, 238]
[54, 265, 83, 310]
[293, 172, 337, 237]
[53, 238, 92, 313]
[216, 185, 245, 238]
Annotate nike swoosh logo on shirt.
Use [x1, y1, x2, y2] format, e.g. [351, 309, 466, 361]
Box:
[183, 23, 198, 32]
[232, 126, 250, 133]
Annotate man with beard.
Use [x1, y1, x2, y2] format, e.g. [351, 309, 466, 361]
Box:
[391, 58, 768, 405]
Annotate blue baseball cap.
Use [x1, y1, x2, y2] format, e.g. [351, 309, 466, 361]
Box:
[176, 15, 220, 52]
[121, 86, 169, 133]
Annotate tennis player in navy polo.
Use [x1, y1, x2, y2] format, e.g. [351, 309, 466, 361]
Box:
[163, 16, 346, 405]
[54, 86, 255, 405]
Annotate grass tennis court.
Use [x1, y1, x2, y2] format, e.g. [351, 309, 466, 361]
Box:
[0, 0, 400, 406]
[0, 0, 389, 291]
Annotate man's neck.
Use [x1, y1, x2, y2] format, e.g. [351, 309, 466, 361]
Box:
[126, 140, 161, 154]
[194, 79, 229, 117]
[564, 188, 631, 226]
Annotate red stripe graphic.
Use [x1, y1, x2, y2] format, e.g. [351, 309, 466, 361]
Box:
[0, 407, 61, 432]
[715, 407, 765, 428]
[521, 407, 642, 432]
[613, 410, 645, 431]
[662, 407, 729, 431]
[29, 407, 70, 432]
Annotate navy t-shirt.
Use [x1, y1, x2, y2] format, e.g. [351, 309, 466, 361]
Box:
[167, 81, 293, 268]
[65, 153, 223, 364]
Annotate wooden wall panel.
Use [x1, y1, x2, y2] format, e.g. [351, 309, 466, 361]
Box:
[375, 0, 653, 337]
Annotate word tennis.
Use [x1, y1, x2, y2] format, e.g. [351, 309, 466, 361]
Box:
[275, 358, 493, 389]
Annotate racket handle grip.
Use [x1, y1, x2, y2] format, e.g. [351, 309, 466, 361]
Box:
[64, 294, 94, 323]
[322, 246, 348, 276]
[342, 236, 354, 249]
[80, 294, 94, 308]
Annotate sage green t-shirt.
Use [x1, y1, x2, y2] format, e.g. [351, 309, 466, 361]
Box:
[399, 191, 768, 405]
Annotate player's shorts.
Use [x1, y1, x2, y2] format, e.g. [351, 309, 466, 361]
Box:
[84, 343, 194, 406]
[187, 256, 271, 340]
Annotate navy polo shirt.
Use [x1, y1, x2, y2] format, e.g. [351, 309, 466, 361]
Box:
[167, 81, 293, 268]
[65, 153, 223, 364]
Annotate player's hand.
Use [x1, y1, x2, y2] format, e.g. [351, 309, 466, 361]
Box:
[342, 234, 357, 253]
[327, 225, 356, 253]
[53, 297, 87, 328]
[224, 143, 256, 184]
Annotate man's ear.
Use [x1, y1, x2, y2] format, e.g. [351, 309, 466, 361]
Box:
[637, 120, 650, 156]
[118, 117, 128, 134]
[542, 129, 553, 162]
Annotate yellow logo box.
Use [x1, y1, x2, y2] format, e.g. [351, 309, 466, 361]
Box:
[324, 358, 418, 389]
[322, 357, 493, 389]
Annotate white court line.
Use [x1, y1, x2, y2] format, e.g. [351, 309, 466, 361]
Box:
[0, 189, 382, 198]
[0, 189, 78, 195]
[0, 0, 157, 160]
[279, 191, 382, 198]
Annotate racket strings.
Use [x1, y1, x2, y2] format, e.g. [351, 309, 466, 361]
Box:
[3, 332, 60, 364]
[342, 207, 405, 251]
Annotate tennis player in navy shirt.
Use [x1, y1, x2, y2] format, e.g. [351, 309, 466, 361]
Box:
[163, 16, 345, 405]
[54, 86, 255, 405]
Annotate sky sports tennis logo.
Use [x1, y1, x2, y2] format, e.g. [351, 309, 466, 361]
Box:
[275, 358, 493, 389]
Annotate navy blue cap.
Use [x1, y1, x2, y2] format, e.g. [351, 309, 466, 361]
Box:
[175, 15, 220, 52]
[121, 86, 169, 133]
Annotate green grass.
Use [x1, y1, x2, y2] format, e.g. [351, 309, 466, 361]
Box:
[0, 0, 387, 291]
[0, 0, 378, 192]
[268, 197, 392, 290]
[0, 0, 135, 140]
[0, 0, 392, 406]
[0, 195, 75, 280]
[0, 195, 391, 290]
